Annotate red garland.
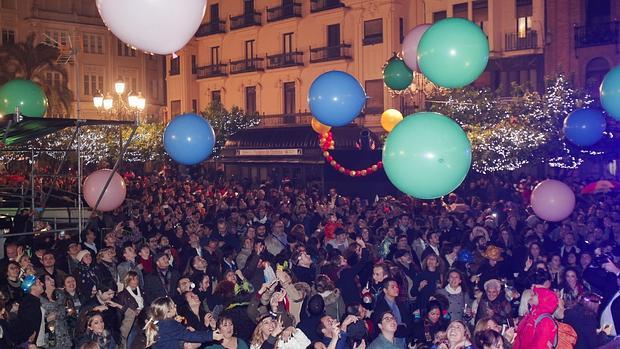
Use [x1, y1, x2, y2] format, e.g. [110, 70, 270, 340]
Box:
[319, 132, 383, 177]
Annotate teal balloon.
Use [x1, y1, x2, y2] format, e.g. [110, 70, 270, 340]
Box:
[417, 18, 489, 88]
[382, 112, 472, 199]
[383, 57, 414, 91]
[600, 66, 620, 120]
[0, 79, 48, 117]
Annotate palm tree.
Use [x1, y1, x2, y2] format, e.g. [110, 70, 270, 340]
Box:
[0, 33, 74, 116]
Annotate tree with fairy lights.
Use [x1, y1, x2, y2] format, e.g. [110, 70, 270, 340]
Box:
[200, 102, 260, 157]
[426, 74, 607, 173]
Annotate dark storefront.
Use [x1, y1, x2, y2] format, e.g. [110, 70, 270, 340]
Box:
[218, 125, 397, 197]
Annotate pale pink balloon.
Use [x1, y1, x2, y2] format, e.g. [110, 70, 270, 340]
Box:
[530, 179, 576, 222]
[401, 24, 431, 72]
[83, 169, 127, 212]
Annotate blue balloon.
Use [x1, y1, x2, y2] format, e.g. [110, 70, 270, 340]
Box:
[308, 71, 366, 127]
[600, 66, 620, 121]
[563, 108, 606, 146]
[457, 249, 474, 263]
[164, 113, 215, 165]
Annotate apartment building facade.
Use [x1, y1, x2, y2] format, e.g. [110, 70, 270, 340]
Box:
[0, 0, 166, 121]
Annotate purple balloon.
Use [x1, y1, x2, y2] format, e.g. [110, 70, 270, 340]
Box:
[83, 169, 127, 212]
[530, 179, 575, 222]
[401, 24, 431, 72]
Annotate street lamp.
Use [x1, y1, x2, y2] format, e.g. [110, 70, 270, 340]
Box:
[93, 80, 147, 121]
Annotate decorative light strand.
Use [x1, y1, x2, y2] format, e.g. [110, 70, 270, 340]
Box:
[318, 132, 383, 177]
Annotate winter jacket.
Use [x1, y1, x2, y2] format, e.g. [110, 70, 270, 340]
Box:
[151, 318, 214, 349]
[513, 287, 559, 349]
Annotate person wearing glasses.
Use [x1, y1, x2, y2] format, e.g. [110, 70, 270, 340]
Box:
[367, 311, 406, 349]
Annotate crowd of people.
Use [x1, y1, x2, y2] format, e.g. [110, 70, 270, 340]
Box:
[0, 168, 619, 349]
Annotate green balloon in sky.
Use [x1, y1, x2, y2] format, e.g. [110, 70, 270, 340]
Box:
[417, 18, 489, 88]
[382, 112, 472, 199]
[383, 57, 414, 91]
[0, 79, 48, 117]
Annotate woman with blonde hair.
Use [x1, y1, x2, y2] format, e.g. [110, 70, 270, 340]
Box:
[144, 296, 222, 349]
[435, 320, 474, 349]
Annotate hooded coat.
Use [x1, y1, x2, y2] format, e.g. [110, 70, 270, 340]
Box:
[513, 287, 559, 349]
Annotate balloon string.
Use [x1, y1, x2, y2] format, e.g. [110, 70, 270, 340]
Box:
[319, 132, 382, 177]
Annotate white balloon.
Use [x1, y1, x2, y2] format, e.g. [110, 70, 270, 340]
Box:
[96, 0, 207, 55]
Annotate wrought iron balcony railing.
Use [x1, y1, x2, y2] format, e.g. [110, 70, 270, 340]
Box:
[505, 30, 538, 51]
[311, 0, 344, 13]
[574, 21, 619, 48]
[266, 51, 304, 69]
[257, 113, 312, 127]
[230, 12, 262, 30]
[195, 20, 226, 37]
[230, 57, 265, 74]
[267, 2, 302, 22]
[196, 64, 228, 79]
[309, 43, 351, 63]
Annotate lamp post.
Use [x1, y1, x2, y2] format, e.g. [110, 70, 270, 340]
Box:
[93, 79, 146, 121]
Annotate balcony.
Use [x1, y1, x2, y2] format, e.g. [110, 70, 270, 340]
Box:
[505, 30, 538, 51]
[309, 43, 351, 63]
[266, 51, 304, 69]
[574, 21, 619, 48]
[230, 12, 262, 30]
[195, 20, 226, 37]
[196, 64, 227, 79]
[311, 0, 344, 13]
[257, 113, 312, 127]
[267, 2, 302, 22]
[230, 57, 264, 74]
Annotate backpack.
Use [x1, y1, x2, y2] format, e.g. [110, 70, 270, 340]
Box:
[534, 313, 578, 349]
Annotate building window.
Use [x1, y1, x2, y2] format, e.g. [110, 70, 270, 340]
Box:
[192, 99, 198, 112]
[363, 18, 383, 45]
[283, 32, 293, 53]
[211, 46, 220, 65]
[1, 0, 17, 9]
[117, 39, 136, 57]
[45, 72, 62, 88]
[191, 55, 197, 74]
[118, 75, 137, 93]
[83, 33, 104, 54]
[212, 90, 221, 105]
[585, 57, 610, 99]
[283, 82, 295, 115]
[473, 0, 488, 29]
[399, 18, 404, 43]
[245, 40, 255, 59]
[364, 80, 383, 114]
[150, 79, 159, 100]
[453, 3, 468, 19]
[83, 74, 104, 96]
[586, 0, 611, 25]
[246, 86, 257, 115]
[171, 100, 181, 117]
[170, 56, 180, 75]
[516, 0, 533, 38]
[433, 11, 447, 23]
[1, 29, 15, 45]
[44, 30, 68, 46]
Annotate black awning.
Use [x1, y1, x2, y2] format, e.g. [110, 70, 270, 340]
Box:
[0, 115, 134, 146]
[223, 124, 379, 151]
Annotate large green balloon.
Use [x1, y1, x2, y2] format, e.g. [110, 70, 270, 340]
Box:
[382, 112, 472, 199]
[0, 79, 48, 117]
[417, 18, 489, 88]
[383, 57, 414, 91]
[600, 65, 620, 121]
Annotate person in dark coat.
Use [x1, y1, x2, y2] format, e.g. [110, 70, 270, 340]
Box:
[144, 297, 222, 349]
[564, 293, 611, 349]
[144, 252, 181, 305]
[8, 275, 43, 347]
[298, 294, 325, 343]
[371, 278, 411, 340]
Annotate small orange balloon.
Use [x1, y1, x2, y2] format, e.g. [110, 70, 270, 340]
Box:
[311, 117, 332, 134]
[381, 109, 404, 132]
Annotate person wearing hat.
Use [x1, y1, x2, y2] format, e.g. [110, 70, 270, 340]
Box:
[475, 279, 513, 326]
[143, 251, 181, 305]
[77, 249, 99, 303]
[478, 245, 509, 288]
[7, 275, 44, 347]
[564, 293, 612, 349]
